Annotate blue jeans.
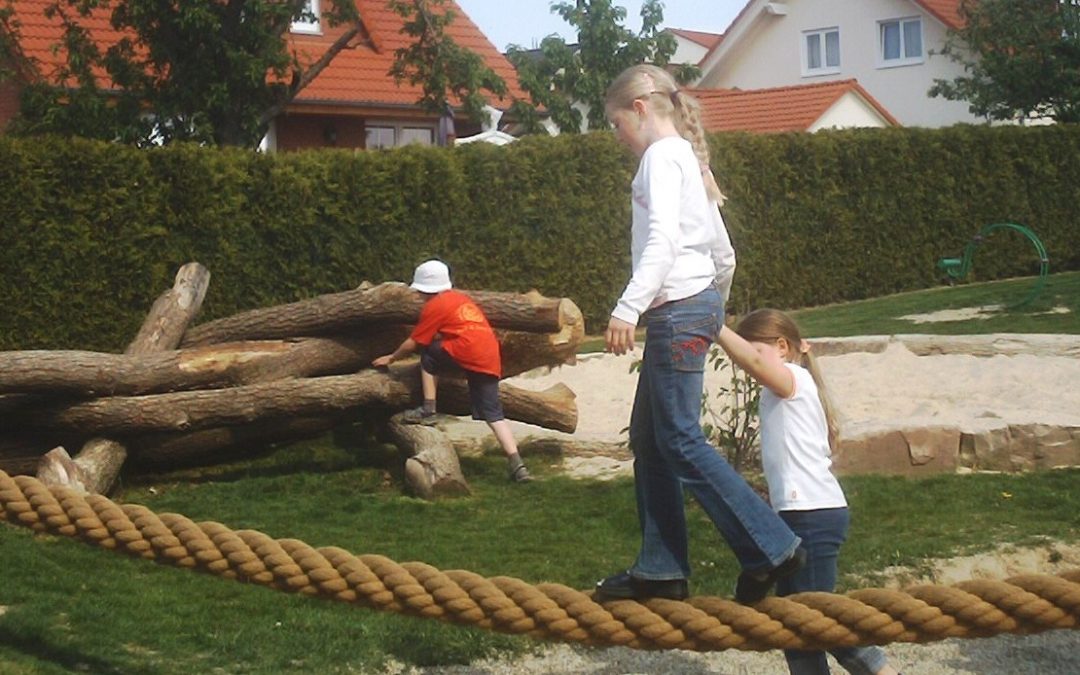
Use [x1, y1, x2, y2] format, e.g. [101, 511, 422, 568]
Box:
[628, 285, 800, 580]
[778, 508, 889, 675]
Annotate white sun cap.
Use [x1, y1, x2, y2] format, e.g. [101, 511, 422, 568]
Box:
[410, 259, 452, 293]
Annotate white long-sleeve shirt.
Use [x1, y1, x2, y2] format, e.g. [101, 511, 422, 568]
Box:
[611, 136, 736, 325]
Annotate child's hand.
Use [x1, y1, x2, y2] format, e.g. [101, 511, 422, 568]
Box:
[372, 355, 393, 368]
[605, 317, 637, 355]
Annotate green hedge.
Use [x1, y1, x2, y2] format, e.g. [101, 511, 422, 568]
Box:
[1, 125, 1078, 351]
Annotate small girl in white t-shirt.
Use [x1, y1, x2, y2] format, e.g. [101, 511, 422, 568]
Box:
[717, 309, 901, 675]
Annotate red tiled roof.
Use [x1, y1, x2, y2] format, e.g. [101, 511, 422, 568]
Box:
[667, 28, 723, 50]
[911, 0, 965, 30]
[691, 79, 899, 133]
[2, 0, 526, 110]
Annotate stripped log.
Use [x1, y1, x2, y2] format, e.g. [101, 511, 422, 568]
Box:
[36, 263, 210, 494]
[9, 369, 577, 436]
[180, 282, 584, 346]
[127, 262, 211, 354]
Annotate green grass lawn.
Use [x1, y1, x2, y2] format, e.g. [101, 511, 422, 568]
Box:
[2, 271, 1078, 673]
[578, 272, 1079, 352]
[791, 271, 1080, 337]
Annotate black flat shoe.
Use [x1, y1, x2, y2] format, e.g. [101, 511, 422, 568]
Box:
[734, 547, 807, 604]
[595, 571, 689, 601]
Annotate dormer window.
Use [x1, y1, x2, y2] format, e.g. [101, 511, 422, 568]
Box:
[879, 17, 923, 67]
[291, 0, 322, 35]
[802, 27, 840, 76]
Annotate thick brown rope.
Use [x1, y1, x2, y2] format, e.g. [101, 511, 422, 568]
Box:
[2, 470, 1078, 652]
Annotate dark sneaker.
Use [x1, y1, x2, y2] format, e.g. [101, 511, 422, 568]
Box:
[509, 464, 534, 483]
[400, 407, 438, 425]
[594, 571, 689, 601]
[734, 547, 807, 604]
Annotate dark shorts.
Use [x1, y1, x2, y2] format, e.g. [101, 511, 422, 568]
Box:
[419, 339, 505, 423]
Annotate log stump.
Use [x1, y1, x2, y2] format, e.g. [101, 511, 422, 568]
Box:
[388, 416, 470, 500]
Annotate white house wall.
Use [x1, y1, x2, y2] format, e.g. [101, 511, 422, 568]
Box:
[810, 92, 892, 131]
[671, 39, 710, 67]
[700, 0, 982, 127]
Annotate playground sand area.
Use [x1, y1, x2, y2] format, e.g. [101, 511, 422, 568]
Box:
[443, 332, 1080, 480]
[421, 332, 1080, 674]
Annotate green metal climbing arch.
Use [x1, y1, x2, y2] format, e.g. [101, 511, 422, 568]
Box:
[936, 222, 1050, 309]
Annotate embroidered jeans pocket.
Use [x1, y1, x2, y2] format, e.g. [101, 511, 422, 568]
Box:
[670, 317, 715, 373]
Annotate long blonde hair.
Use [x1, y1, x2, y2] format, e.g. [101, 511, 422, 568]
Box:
[605, 64, 726, 205]
[734, 309, 840, 450]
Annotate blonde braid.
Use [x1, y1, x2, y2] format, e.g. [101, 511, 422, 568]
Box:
[671, 91, 726, 205]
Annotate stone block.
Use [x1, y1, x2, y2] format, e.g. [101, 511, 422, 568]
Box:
[834, 427, 960, 476]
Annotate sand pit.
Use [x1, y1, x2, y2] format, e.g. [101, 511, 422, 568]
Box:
[444, 333, 1080, 478]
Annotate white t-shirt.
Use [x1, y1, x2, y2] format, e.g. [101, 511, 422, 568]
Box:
[759, 363, 847, 512]
[611, 136, 736, 325]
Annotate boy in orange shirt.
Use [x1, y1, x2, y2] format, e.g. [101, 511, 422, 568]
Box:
[373, 260, 533, 483]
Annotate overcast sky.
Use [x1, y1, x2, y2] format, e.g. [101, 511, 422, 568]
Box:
[455, 1, 745, 52]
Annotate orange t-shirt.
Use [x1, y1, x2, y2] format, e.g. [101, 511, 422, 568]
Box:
[410, 290, 502, 378]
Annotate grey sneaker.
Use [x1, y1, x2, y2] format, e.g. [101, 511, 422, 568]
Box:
[400, 407, 438, 425]
[510, 464, 534, 483]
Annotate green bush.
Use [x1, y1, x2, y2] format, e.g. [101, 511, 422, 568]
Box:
[1, 124, 1078, 350]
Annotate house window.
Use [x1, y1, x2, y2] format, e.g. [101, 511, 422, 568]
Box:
[366, 126, 396, 149]
[879, 17, 923, 67]
[291, 0, 321, 35]
[803, 28, 840, 76]
[365, 124, 435, 149]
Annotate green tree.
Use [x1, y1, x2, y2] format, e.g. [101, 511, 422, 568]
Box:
[4, 0, 506, 147]
[8, 0, 363, 147]
[929, 0, 1080, 123]
[388, 0, 506, 126]
[505, 0, 697, 134]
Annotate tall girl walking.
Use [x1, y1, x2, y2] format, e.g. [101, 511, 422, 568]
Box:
[595, 64, 805, 605]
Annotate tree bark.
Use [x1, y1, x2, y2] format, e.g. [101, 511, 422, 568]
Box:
[127, 416, 347, 471]
[0, 332, 406, 396]
[36, 263, 211, 494]
[388, 417, 471, 500]
[180, 283, 583, 346]
[11, 368, 577, 436]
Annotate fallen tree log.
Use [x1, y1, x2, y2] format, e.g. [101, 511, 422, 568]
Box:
[0, 332, 406, 396]
[0, 325, 577, 396]
[37, 262, 212, 495]
[9, 368, 577, 436]
[180, 283, 583, 346]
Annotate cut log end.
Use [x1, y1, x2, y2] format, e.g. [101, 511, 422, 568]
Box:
[36, 447, 89, 495]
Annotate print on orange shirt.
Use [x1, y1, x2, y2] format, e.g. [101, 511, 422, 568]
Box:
[410, 290, 502, 378]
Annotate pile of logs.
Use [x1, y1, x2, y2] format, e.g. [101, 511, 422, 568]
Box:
[0, 263, 584, 498]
